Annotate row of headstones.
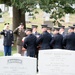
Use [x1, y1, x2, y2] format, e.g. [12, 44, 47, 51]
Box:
[0, 49, 75, 75]
[0, 4, 70, 23]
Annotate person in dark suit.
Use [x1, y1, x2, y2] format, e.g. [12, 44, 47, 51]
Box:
[32, 25, 40, 38]
[63, 26, 75, 50]
[50, 27, 63, 49]
[59, 26, 66, 37]
[0, 23, 14, 56]
[37, 25, 52, 50]
[23, 28, 37, 57]
[47, 27, 53, 37]
[73, 24, 75, 33]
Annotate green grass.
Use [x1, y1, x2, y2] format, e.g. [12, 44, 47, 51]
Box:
[0, 46, 17, 56]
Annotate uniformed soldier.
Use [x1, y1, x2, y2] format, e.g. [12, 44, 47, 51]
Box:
[50, 27, 63, 49]
[73, 24, 75, 33]
[0, 23, 14, 56]
[47, 27, 53, 37]
[23, 28, 37, 57]
[32, 25, 40, 38]
[13, 23, 26, 56]
[63, 26, 75, 50]
[37, 25, 52, 50]
[59, 26, 66, 37]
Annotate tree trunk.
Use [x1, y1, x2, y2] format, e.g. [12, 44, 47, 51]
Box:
[12, 6, 26, 30]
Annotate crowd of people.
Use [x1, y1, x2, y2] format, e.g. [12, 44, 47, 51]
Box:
[0, 23, 75, 57]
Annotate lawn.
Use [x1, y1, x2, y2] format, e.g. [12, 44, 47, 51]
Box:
[0, 46, 17, 56]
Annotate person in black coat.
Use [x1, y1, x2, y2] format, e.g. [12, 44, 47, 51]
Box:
[59, 26, 66, 37]
[63, 26, 75, 50]
[37, 25, 52, 50]
[23, 28, 37, 57]
[50, 27, 63, 49]
[32, 25, 40, 38]
[47, 27, 53, 37]
[0, 23, 14, 56]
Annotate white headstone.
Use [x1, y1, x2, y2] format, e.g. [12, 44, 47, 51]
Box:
[0, 18, 4, 23]
[65, 14, 70, 23]
[8, 7, 13, 17]
[0, 56, 37, 75]
[43, 12, 50, 21]
[25, 12, 30, 22]
[0, 4, 5, 12]
[38, 49, 75, 75]
[0, 38, 4, 52]
[36, 4, 40, 9]
[13, 53, 21, 56]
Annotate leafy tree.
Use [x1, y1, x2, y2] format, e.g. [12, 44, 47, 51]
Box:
[0, 0, 75, 27]
[0, 0, 37, 29]
[39, 0, 75, 26]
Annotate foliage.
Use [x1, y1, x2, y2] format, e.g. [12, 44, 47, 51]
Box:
[39, 0, 75, 25]
[1, 0, 75, 25]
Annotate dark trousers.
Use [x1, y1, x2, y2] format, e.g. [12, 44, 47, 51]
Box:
[4, 46, 12, 56]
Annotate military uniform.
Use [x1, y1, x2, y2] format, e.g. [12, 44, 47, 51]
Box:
[61, 32, 66, 37]
[32, 25, 40, 38]
[0, 30, 14, 56]
[63, 32, 75, 50]
[50, 33, 63, 49]
[23, 34, 37, 57]
[33, 31, 40, 38]
[59, 26, 66, 37]
[37, 31, 52, 50]
[13, 27, 26, 55]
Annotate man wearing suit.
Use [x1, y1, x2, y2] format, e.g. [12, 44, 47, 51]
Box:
[59, 26, 66, 37]
[47, 27, 53, 37]
[73, 24, 75, 33]
[32, 25, 40, 38]
[50, 27, 63, 49]
[37, 25, 52, 50]
[63, 26, 75, 50]
[23, 28, 37, 57]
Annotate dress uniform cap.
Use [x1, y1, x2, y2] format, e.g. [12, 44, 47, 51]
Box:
[32, 25, 38, 28]
[26, 28, 32, 32]
[4, 23, 9, 25]
[53, 27, 60, 31]
[20, 23, 24, 26]
[47, 27, 52, 30]
[59, 26, 65, 29]
[69, 26, 74, 30]
[41, 24, 48, 28]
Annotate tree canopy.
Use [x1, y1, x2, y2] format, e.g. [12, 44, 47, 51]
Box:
[39, 0, 75, 25]
[0, 0, 75, 26]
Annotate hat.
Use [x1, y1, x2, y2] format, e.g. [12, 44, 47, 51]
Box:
[20, 23, 24, 26]
[32, 25, 38, 28]
[73, 24, 75, 27]
[59, 26, 65, 29]
[47, 27, 52, 30]
[26, 28, 32, 32]
[68, 26, 74, 30]
[4, 23, 9, 25]
[53, 27, 60, 31]
[41, 25, 48, 28]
